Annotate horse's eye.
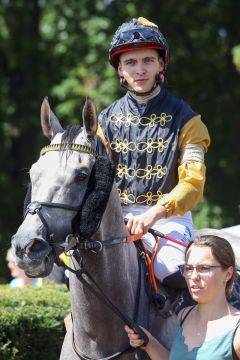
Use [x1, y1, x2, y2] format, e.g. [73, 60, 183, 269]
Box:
[74, 172, 88, 183]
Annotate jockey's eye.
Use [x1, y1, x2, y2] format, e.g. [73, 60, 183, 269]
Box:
[74, 171, 88, 183]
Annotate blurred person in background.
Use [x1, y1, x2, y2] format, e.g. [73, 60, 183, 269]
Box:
[6, 248, 40, 287]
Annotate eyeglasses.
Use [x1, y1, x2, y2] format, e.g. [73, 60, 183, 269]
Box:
[179, 264, 223, 278]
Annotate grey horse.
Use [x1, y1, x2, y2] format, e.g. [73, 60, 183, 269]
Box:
[12, 97, 177, 360]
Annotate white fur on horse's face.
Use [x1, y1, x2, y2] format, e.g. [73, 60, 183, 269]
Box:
[12, 96, 100, 278]
[12, 129, 97, 277]
[29, 131, 96, 238]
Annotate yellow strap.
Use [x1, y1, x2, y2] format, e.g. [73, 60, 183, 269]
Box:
[59, 253, 69, 266]
[97, 125, 110, 153]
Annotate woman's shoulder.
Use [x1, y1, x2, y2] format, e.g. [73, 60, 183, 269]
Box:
[177, 305, 195, 323]
[232, 310, 240, 359]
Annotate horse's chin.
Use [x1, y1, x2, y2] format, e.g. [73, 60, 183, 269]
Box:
[19, 253, 55, 278]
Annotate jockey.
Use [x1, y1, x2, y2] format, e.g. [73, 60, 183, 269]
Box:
[98, 17, 210, 288]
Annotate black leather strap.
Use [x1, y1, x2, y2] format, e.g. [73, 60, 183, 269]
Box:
[232, 319, 240, 360]
[180, 305, 195, 326]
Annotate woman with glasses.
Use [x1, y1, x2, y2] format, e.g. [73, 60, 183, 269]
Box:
[125, 235, 240, 359]
[98, 17, 210, 288]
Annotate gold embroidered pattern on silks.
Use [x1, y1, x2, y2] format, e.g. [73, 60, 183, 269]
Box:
[118, 189, 163, 205]
[118, 190, 136, 204]
[111, 137, 169, 154]
[111, 139, 136, 153]
[110, 113, 172, 128]
[116, 164, 167, 179]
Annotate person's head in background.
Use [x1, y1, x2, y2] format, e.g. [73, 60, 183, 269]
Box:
[6, 248, 34, 287]
[180, 235, 236, 303]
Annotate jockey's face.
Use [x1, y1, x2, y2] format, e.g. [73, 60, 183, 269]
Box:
[118, 48, 164, 99]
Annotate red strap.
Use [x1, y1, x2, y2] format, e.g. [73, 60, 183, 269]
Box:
[140, 236, 158, 291]
[126, 227, 188, 291]
[157, 233, 188, 248]
[127, 229, 188, 248]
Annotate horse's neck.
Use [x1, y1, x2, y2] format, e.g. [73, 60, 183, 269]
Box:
[69, 185, 144, 357]
[98, 182, 126, 241]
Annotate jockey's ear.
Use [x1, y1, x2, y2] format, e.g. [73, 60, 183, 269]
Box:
[82, 97, 98, 138]
[40, 97, 63, 139]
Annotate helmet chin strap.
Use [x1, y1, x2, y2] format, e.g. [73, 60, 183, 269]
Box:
[120, 74, 163, 97]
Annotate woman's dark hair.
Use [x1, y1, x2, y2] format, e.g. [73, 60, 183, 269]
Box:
[186, 235, 236, 298]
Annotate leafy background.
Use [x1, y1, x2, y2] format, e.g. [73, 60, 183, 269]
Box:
[0, 0, 240, 282]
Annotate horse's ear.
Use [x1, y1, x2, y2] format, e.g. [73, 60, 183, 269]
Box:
[40, 97, 63, 139]
[82, 97, 98, 138]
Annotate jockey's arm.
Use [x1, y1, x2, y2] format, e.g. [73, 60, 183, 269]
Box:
[157, 115, 210, 218]
[97, 115, 210, 234]
[126, 115, 210, 234]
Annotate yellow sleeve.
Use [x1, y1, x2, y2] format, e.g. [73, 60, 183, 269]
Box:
[158, 162, 206, 217]
[158, 115, 210, 217]
[179, 115, 210, 150]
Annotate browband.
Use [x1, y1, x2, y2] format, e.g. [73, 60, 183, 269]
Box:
[40, 144, 97, 157]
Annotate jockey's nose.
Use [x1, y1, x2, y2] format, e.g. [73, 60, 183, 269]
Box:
[135, 62, 146, 76]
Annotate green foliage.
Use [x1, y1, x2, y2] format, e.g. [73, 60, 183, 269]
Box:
[192, 198, 226, 229]
[232, 45, 240, 71]
[0, 284, 70, 360]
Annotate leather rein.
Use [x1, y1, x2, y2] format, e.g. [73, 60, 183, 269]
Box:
[24, 143, 149, 360]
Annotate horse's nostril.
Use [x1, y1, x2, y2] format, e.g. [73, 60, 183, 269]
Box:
[25, 239, 50, 258]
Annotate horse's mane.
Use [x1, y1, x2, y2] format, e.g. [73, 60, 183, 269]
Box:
[61, 125, 82, 146]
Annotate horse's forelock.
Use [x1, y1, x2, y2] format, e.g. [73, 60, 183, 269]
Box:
[61, 125, 83, 146]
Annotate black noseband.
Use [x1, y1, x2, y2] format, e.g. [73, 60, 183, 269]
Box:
[25, 201, 79, 241]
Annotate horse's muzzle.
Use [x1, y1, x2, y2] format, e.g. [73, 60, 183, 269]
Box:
[11, 236, 54, 277]
[24, 238, 51, 259]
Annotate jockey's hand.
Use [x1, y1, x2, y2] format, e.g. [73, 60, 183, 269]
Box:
[126, 203, 166, 235]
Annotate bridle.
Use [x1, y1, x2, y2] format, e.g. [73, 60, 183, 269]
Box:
[25, 142, 149, 360]
[24, 143, 98, 262]
[25, 201, 80, 242]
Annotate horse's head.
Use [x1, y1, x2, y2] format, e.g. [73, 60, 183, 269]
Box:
[11, 97, 114, 277]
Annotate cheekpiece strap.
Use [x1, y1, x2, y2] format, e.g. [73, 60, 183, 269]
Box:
[40, 144, 97, 157]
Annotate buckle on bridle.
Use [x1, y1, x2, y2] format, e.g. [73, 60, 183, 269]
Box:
[91, 241, 103, 254]
[61, 234, 78, 252]
[76, 240, 103, 253]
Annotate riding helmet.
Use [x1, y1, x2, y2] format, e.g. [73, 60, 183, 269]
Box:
[109, 17, 170, 69]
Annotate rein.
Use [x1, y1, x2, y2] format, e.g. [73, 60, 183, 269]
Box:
[27, 143, 187, 360]
[62, 246, 147, 360]
[26, 143, 148, 360]
[24, 201, 148, 359]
